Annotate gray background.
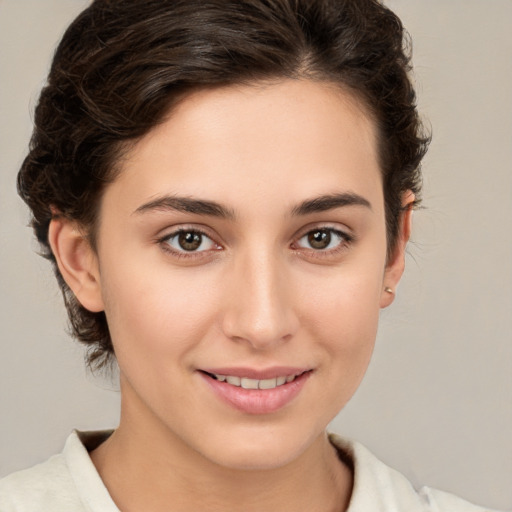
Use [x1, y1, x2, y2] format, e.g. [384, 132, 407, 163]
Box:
[0, 1, 510, 509]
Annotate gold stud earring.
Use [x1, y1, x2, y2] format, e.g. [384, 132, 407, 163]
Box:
[384, 287, 394, 294]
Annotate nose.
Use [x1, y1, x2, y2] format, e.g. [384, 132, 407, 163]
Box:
[221, 250, 299, 350]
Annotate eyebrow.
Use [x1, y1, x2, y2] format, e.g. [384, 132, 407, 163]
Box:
[134, 191, 371, 219]
[291, 192, 372, 216]
[134, 196, 236, 219]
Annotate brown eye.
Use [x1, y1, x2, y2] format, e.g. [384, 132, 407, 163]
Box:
[295, 228, 350, 252]
[163, 230, 218, 253]
[178, 231, 203, 251]
[307, 229, 331, 250]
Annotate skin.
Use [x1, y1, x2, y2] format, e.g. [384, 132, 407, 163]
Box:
[49, 79, 413, 512]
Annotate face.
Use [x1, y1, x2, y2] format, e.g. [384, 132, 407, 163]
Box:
[56, 80, 408, 470]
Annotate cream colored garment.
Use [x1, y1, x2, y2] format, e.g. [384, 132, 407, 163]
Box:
[0, 431, 502, 511]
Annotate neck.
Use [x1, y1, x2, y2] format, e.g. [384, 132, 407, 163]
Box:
[91, 385, 353, 512]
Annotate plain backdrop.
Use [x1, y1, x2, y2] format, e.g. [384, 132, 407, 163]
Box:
[0, 1, 511, 510]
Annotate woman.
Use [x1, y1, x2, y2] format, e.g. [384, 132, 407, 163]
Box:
[0, 1, 506, 510]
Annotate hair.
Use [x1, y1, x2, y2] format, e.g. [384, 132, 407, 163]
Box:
[18, 0, 430, 370]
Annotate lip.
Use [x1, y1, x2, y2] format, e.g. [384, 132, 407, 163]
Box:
[200, 366, 309, 380]
[198, 367, 312, 415]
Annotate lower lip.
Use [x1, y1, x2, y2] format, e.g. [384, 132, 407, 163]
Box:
[200, 371, 311, 415]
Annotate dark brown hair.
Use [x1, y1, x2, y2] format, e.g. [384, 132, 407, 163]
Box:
[18, 0, 430, 369]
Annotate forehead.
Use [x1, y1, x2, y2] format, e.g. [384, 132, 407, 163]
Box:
[104, 79, 382, 218]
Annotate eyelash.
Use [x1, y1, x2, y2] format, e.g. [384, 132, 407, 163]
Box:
[157, 226, 354, 261]
[158, 227, 221, 260]
[292, 227, 354, 259]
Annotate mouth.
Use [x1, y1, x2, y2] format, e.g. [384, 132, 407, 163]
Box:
[202, 371, 307, 390]
[198, 368, 313, 414]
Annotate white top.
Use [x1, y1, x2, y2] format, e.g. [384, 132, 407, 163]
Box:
[0, 431, 502, 511]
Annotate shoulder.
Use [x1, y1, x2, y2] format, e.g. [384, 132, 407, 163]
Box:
[418, 486, 503, 512]
[0, 430, 117, 512]
[329, 434, 503, 512]
[0, 452, 79, 511]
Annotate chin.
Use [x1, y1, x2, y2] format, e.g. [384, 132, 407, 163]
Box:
[196, 424, 320, 471]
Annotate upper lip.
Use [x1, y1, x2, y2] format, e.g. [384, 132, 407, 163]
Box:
[199, 366, 311, 380]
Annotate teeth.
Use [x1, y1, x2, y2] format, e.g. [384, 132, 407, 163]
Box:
[259, 378, 277, 389]
[226, 376, 241, 386]
[213, 373, 299, 389]
[241, 378, 259, 389]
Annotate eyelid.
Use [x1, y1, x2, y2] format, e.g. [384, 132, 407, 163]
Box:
[155, 222, 354, 262]
[291, 224, 355, 257]
[157, 224, 223, 258]
[157, 223, 219, 242]
[293, 222, 354, 243]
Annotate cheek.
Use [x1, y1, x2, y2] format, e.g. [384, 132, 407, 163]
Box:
[100, 258, 221, 363]
[300, 262, 383, 334]
[298, 263, 383, 377]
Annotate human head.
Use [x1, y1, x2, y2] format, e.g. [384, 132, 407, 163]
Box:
[17, 0, 429, 369]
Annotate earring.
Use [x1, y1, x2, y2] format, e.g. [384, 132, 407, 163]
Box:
[384, 286, 394, 294]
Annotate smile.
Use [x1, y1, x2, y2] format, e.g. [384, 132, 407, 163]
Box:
[209, 373, 299, 389]
[199, 369, 312, 414]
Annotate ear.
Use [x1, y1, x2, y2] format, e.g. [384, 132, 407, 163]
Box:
[380, 191, 415, 308]
[48, 216, 105, 313]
